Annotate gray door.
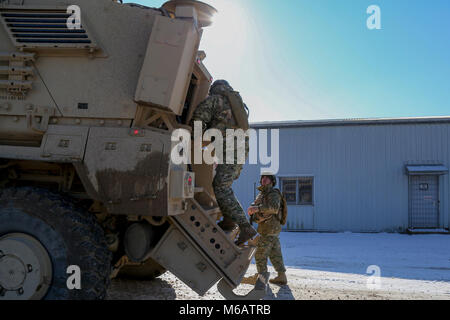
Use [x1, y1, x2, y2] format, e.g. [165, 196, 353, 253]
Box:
[409, 175, 439, 229]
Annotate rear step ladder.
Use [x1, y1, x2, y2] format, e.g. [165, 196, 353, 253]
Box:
[150, 188, 267, 299]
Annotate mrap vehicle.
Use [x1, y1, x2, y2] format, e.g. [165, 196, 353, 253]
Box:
[0, 0, 264, 300]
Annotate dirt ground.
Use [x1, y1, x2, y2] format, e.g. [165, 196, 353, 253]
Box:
[107, 264, 450, 300]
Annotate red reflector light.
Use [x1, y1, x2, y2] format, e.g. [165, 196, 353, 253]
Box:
[134, 130, 139, 135]
[188, 176, 192, 185]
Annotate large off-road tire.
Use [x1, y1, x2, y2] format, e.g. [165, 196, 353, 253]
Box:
[0, 187, 112, 300]
[117, 257, 166, 280]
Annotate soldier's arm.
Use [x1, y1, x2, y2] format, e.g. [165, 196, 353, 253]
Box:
[257, 192, 281, 215]
[190, 96, 216, 131]
[250, 192, 263, 206]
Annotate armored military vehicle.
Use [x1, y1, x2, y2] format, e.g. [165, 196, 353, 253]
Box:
[0, 0, 267, 300]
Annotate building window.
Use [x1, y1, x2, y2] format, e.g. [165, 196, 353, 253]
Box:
[298, 178, 313, 205]
[282, 179, 297, 204]
[281, 177, 314, 205]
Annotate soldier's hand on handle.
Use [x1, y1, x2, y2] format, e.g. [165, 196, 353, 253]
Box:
[247, 206, 259, 216]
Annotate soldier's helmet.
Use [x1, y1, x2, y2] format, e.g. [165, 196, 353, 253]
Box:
[260, 171, 277, 186]
[210, 79, 233, 95]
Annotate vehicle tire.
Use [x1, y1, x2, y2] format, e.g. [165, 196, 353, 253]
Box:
[117, 257, 166, 280]
[0, 187, 112, 300]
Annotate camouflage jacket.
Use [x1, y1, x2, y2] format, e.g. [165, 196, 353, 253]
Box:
[190, 92, 249, 163]
[252, 185, 282, 236]
[190, 94, 238, 135]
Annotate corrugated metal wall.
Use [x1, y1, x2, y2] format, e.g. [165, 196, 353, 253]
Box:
[233, 122, 450, 232]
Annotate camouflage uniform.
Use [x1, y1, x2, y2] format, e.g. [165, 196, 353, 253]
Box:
[190, 81, 250, 228]
[252, 185, 286, 274]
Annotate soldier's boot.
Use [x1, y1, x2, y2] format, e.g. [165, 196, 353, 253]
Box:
[269, 272, 287, 286]
[240, 273, 259, 285]
[235, 223, 257, 246]
[218, 216, 237, 232]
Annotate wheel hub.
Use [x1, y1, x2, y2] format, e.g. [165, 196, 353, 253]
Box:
[0, 233, 52, 300]
[0, 255, 27, 290]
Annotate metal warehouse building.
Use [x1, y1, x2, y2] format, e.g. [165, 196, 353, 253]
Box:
[233, 117, 450, 233]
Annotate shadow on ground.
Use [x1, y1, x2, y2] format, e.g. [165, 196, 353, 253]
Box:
[107, 278, 177, 300]
[263, 284, 296, 300]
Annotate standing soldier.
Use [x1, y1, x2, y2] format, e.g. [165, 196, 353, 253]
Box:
[190, 80, 257, 246]
[243, 172, 288, 285]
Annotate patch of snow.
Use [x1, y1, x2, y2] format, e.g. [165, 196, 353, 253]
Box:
[277, 232, 450, 282]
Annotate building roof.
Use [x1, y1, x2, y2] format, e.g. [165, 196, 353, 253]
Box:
[250, 116, 450, 129]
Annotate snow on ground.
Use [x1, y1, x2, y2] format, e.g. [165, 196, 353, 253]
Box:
[280, 232, 450, 282]
[107, 232, 450, 300]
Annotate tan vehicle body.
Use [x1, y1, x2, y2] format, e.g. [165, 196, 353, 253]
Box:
[0, 0, 259, 299]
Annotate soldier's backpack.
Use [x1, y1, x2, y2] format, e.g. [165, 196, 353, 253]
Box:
[274, 188, 288, 225]
[224, 91, 250, 131]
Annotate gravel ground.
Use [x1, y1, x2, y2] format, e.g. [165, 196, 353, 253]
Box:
[107, 232, 450, 300]
[107, 264, 450, 300]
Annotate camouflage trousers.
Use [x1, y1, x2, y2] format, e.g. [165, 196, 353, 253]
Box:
[255, 235, 286, 274]
[213, 163, 248, 227]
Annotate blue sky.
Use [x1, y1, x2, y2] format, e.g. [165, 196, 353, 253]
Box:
[132, 0, 450, 122]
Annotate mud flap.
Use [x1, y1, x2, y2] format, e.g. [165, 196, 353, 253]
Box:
[217, 272, 270, 300]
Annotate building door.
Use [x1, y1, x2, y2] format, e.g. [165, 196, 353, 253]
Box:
[409, 175, 439, 229]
